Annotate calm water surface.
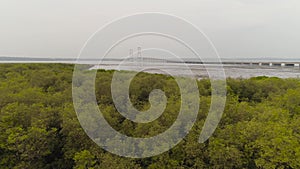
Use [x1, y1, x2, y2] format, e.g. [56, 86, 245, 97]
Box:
[91, 63, 300, 79]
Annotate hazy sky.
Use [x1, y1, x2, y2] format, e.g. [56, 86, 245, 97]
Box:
[0, 0, 299, 59]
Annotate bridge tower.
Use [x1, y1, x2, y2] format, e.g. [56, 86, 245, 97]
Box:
[137, 47, 143, 67]
[129, 49, 133, 62]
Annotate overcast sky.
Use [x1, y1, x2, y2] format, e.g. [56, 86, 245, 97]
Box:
[0, 0, 299, 59]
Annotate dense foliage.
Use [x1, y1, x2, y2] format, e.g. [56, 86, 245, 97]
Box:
[0, 64, 300, 169]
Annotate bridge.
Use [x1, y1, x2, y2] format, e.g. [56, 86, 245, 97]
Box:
[210, 61, 300, 67]
[124, 56, 300, 68]
[126, 48, 300, 67]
